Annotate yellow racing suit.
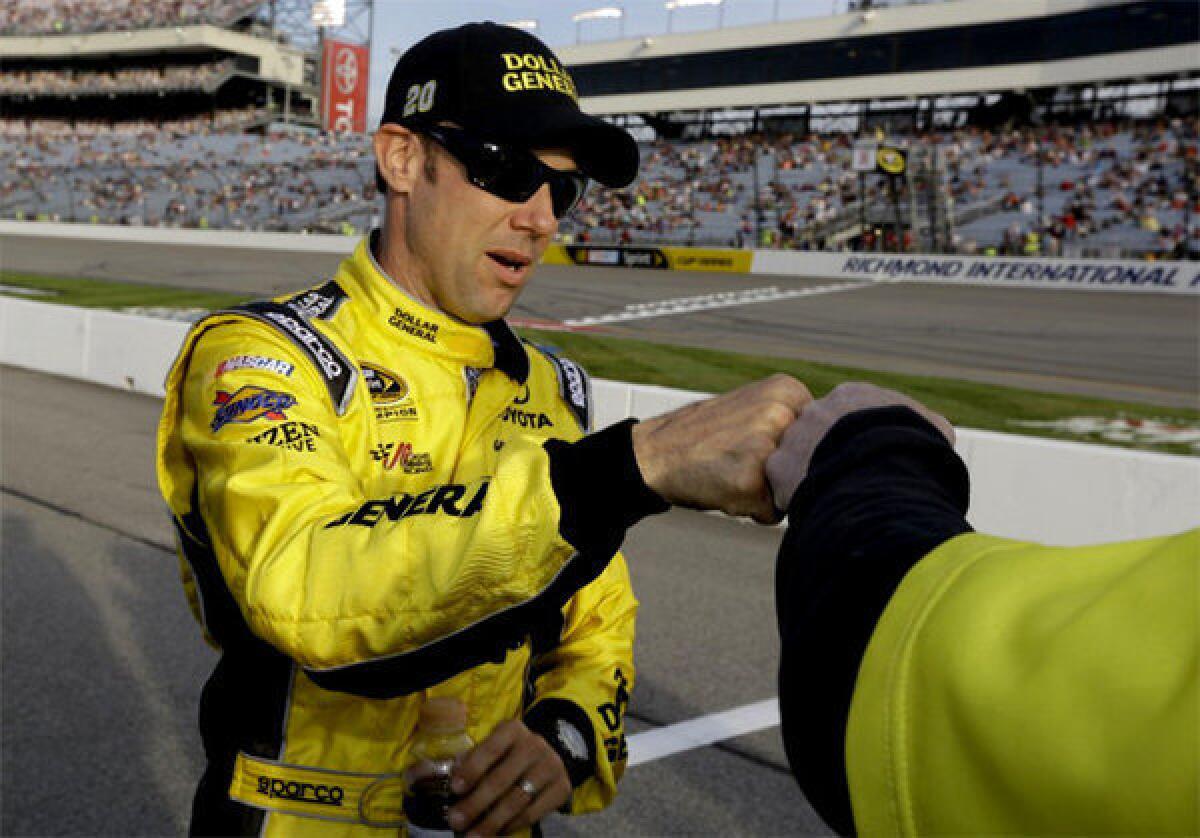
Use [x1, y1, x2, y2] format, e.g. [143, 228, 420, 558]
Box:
[157, 232, 666, 835]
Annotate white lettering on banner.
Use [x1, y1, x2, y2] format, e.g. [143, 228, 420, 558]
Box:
[831, 255, 1199, 294]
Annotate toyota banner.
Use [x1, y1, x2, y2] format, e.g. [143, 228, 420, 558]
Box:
[320, 39, 369, 133]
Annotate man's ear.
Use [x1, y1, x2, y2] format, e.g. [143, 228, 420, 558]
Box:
[373, 125, 423, 195]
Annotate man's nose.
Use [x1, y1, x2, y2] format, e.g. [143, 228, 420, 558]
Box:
[512, 183, 557, 237]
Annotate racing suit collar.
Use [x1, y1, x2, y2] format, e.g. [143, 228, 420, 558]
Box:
[338, 231, 529, 383]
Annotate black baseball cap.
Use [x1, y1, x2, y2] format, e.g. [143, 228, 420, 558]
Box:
[377, 22, 639, 191]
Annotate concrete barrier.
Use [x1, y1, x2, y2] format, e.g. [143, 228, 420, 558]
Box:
[2, 296, 1196, 545]
[0, 296, 188, 398]
[0, 219, 356, 254]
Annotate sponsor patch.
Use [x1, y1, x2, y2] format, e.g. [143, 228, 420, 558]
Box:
[211, 386, 296, 432]
[599, 668, 631, 764]
[361, 363, 410, 405]
[256, 776, 344, 807]
[388, 308, 440, 343]
[369, 442, 433, 473]
[374, 404, 419, 423]
[325, 481, 489, 528]
[502, 405, 553, 429]
[545, 352, 591, 431]
[215, 355, 295, 378]
[286, 282, 346, 320]
[249, 421, 319, 452]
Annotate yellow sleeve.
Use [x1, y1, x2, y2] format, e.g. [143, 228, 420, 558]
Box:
[525, 551, 637, 814]
[159, 319, 610, 698]
[847, 529, 1199, 835]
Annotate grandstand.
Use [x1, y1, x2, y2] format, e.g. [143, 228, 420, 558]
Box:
[0, 0, 314, 135]
[0, 0, 1196, 257]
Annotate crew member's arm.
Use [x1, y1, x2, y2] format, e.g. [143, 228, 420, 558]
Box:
[766, 383, 969, 834]
[767, 383, 1198, 836]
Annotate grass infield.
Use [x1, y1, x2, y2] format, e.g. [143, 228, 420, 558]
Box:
[3, 269, 1196, 455]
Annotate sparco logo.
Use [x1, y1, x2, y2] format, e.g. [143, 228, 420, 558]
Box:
[289, 291, 338, 320]
[334, 48, 358, 95]
[257, 776, 345, 807]
[558, 359, 586, 410]
[264, 311, 342, 380]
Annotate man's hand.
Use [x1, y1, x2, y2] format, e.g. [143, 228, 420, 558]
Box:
[632, 374, 811, 524]
[766, 381, 955, 513]
[447, 719, 571, 837]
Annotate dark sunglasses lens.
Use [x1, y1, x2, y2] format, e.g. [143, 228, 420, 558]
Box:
[548, 173, 586, 217]
[482, 155, 546, 202]
[436, 129, 586, 217]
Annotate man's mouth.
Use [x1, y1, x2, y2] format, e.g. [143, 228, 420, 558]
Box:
[486, 249, 532, 277]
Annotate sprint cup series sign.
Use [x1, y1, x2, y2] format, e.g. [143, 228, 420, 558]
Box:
[320, 39, 369, 133]
[556, 245, 753, 273]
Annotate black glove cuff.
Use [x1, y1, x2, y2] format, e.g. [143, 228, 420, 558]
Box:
[525, 698, 597, 790]
[545, 419, 670, 551]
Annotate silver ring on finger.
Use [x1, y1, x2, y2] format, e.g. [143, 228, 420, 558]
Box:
[518, 778, 537, 797]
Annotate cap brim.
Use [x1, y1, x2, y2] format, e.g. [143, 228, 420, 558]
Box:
[550, 113, 640, 189]
[487, 106, 639, 189]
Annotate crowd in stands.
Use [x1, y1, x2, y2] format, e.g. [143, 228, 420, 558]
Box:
[0, 0, 262, 36]
[562, 119, 1197, 258]
[0, 60, 235, 97]
[1, 115, 1194, 258]
[0, 107, 268, 138]
[1, 127, 375, 234]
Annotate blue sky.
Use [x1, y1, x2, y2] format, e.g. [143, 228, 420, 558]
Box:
[365, 0, 844, 124]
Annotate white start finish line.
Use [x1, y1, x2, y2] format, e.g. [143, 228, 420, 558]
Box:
[563, 283, 870, 327]
[626, 698, 781, 767]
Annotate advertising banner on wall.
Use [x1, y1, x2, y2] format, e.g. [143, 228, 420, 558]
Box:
[543, 245, 753, 273]
[320, 39, 369, 133]
[750, 251, 1200, 294]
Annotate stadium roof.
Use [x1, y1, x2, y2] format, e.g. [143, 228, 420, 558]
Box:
[557, 0, 1197, 114]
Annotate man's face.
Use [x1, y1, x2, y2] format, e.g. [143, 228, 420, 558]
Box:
[403, 138, 574, 325]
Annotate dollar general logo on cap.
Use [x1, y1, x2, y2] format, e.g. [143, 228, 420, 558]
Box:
[500, 52, 578, 99]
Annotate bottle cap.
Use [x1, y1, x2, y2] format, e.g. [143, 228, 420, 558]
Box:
[418, 697, 467, 733]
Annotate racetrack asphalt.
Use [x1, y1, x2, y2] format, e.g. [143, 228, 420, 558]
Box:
[0, 365, 828, 836]
[3, 232, 1197, 407]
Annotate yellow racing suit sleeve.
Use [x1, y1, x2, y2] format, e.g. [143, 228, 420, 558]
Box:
[158, 318, 660, 700]
[847, 528, 1199, 835]
[523, 551, 637, 814]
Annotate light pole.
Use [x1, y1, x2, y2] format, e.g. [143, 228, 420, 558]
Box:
[572, 6, 624, 42]
[503, 19, 539, 32]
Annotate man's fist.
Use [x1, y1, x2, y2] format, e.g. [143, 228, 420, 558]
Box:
[766, 381, 955, 513]
[632, 374, 812, 524]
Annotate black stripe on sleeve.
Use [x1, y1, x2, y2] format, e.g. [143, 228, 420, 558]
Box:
[775, 406, 970, 835]
[303, 545, 614, 699]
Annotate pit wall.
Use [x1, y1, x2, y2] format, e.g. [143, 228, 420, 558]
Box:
[2, 294, 1195, 547]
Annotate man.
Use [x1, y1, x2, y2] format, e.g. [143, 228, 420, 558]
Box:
[156, 22, 808, 836]
[766, 382, 1197, 835]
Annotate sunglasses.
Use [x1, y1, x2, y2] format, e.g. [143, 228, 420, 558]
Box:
[424, 125, 588, 219]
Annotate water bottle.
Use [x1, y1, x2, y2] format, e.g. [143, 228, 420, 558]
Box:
[403, 697, 474, 837]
